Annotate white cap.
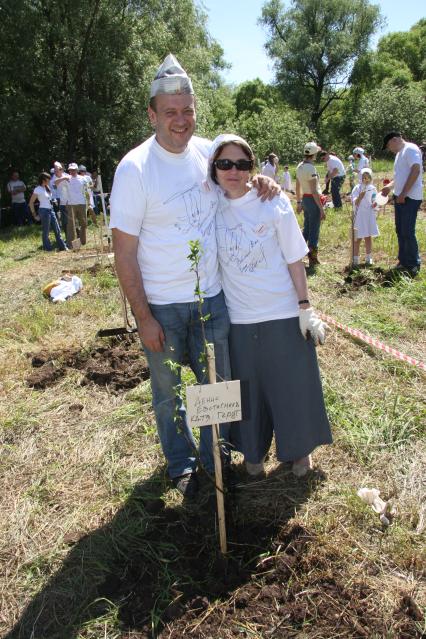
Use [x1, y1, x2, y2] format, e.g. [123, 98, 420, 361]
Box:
[150, 54, 194, 98]
[54, 161, 62, 169]
[361, 167, 373, 176]
[68, 162, 78, 170]
[304, 141, 322, 155]
[353, 146, 365, 155]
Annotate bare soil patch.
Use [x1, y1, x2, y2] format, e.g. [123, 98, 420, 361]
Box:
[26, 336, 149, 392]
[338, 265, 408, 294]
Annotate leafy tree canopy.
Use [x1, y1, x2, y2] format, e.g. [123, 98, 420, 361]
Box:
[260, 0, 382, 130]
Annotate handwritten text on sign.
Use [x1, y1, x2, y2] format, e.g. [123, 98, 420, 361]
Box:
[186, 380, 242, 428]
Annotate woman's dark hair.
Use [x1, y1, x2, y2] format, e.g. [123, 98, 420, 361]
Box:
[38, 172, 51, 193]
[210, 140, 255, 185]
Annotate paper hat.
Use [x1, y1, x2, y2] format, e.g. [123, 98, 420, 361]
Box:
[150, 54, 194, 98]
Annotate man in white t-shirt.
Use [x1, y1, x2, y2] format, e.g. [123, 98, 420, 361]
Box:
[110, 55, 277, 497]
[381, 132, 423, 275]
[7, 170, 32, 226]
[56, 162, 88, 246]
[318, 150, 346, 209]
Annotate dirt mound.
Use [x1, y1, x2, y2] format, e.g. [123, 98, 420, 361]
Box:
[338, 266, 408, 294]
[26, 337, 149, 392]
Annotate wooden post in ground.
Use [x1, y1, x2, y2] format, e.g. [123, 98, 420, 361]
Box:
[206, 343, 227, 555]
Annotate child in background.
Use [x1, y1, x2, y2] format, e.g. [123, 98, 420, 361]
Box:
[347, 155, 355, 192]
[281, 165, 295, 194]
[351, 167, 379, 266]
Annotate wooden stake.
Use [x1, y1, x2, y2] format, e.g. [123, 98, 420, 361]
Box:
[206, 343, 227, 555]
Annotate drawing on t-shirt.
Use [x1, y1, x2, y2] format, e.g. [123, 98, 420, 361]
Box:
[165, 184, 217, 237]
[217, 216, 267, 273]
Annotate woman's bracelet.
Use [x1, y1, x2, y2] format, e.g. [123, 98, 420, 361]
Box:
[298, 299, 310, 305]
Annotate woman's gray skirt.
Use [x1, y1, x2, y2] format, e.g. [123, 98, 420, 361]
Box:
[229, 317, 332, 463]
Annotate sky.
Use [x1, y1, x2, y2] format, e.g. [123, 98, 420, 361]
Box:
[199, 0, 425, 85]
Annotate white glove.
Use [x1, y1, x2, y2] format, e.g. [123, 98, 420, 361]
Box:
[299, 308, 328, 345]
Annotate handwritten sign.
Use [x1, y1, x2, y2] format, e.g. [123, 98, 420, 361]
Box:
[186, 380, 242, 428]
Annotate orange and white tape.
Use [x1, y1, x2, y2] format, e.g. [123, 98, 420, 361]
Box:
[319, 312, 426, 372]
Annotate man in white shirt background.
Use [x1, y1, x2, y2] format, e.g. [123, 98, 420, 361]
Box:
[7, 170, 32, 226]
[56, 162, 88, 246]
[318, 150, 346, 209]
[381, 131, 423, 276]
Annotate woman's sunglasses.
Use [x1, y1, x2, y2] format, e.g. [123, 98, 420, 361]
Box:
[214, 159, 253, 171]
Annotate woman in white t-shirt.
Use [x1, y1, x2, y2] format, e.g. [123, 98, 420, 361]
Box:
[29, 173, 67, 251]
[209, 134, 332, 478]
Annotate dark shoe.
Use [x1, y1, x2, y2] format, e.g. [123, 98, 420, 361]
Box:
[308, 247, 320, 266]
[172, 472, 198, 499]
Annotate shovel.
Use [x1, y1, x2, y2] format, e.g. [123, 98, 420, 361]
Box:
[97, 282, 138, 337]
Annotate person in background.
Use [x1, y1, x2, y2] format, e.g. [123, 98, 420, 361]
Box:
[261, 153, 279, 181]
[353, 147, 369, 183]
[56, 163, 87, 246]
[52, 162, 69, 237]
[91, 169, 102, 215]
[280, 165, 295, 194]
[381, 131, 423, 276]
[210, 133, 332, 478]
[296, 142, 326, 267]
[78, 164, 97, 224]
[318, 150, 346, 209]
[347, 155, 355, 192]
[351, 167, 379, 266]
[7, 170, 32, 226]
[28, 172, 67, 251]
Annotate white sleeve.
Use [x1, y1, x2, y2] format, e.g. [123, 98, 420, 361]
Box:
[109, 159, 147, 236]
[351, 185, 360, 203]
[405, 146, 422, 168]
[273, 195, 308, 264]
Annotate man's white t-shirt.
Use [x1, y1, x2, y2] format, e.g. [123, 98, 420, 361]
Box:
[33, 185, 52, 209]
[7, 180, 26, 204]
[394, 142, 423, 200]
[216, 189, 308, 324]
[110, 135, 221, 305]
[55, 173, 70, 205]
[327, 155, 345, 177]
[68, 175, 86, 205]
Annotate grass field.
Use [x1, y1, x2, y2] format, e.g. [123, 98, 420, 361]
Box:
[0, 174, 425, 638]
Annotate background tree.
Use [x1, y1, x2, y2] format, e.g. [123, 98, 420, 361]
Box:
[233, 79, 279, 117]
[260, 0, 383, 131]
[0, 0, 226, 187]
[235, 105, 310, 164]
[353, 81, 426, 154]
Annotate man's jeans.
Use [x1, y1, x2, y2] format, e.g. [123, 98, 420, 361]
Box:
[12, 202, 32, 226]
[143, 291, 231, 478]
[38, 207, 67, 251]
[394, 197, 421, 269]
[331, 176, 345, 209]
[302, 196, 321, 249]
